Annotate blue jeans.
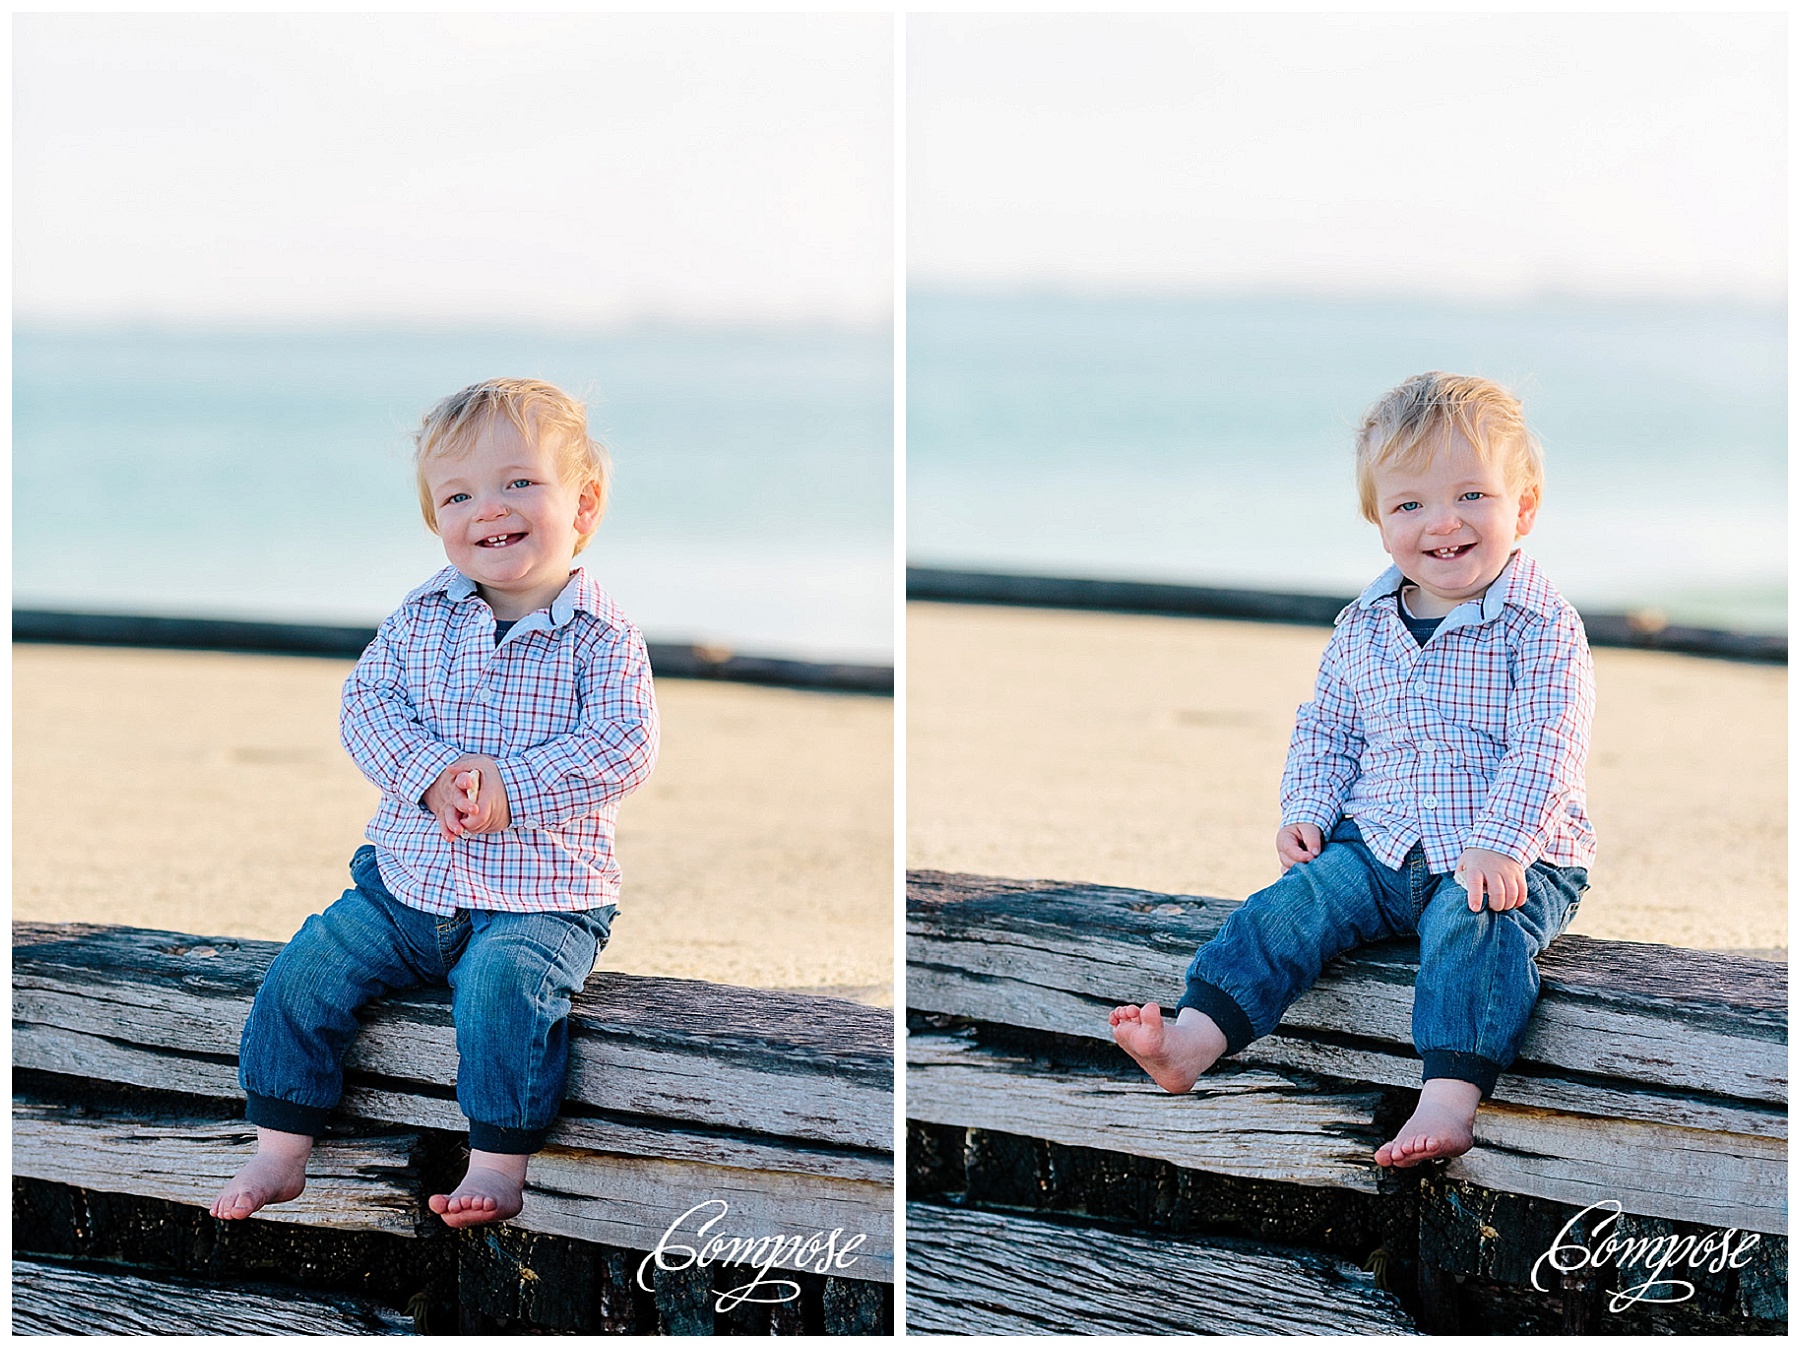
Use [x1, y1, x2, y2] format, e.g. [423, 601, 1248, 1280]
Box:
[1176, 818, 1586, 1095]
[239, 845, 614, 1153]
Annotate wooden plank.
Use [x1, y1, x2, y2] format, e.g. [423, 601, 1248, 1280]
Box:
[1243, 1035, 1784, 1140]
[904, 1202, 1419, 1335]
[14, 921, 893, 1151]
[907, 1032, 1385, 1192]
[341, 1086, 893, 1185]
[1445, 1103, 1787, 1235]
[521, 1149, 894, 1284]
[13, 1100, 422, 1236]
[907, 871, 1786, 1109]
[12, 1257, 415, 1335]
[11, 1026, 892, 1185]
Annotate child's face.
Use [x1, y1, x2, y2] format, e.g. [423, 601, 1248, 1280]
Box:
[424, 416, 601, 620]
[1370, 430, 1540, 615]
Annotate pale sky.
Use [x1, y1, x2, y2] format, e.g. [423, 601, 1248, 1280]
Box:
[16, 13, 893, 326]
[910, 13, 1784, 301]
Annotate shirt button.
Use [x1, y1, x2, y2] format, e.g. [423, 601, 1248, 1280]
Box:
[477, 687, 492, 703]
[1423, 795, 1439, 810]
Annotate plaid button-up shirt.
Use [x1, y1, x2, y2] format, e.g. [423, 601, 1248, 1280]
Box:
[341, 566, 660, 914]
[1281, 551, 1596, 873]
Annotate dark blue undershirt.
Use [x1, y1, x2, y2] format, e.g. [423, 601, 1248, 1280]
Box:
[493, 619, 516, 647]
[1396, 590, 1444, 647]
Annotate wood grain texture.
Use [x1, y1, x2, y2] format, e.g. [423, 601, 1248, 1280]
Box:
[13, 1100, 422, 1236]
[904, 1202, 1419, 1335]
[906, 870, 1786, 1111]
[14, 921, 893, 1152]
[12, 1257, 415, 1335]
[1446, 1103, 1787, 1235]
[907, 1031, 1385, 1192]
[522, 1149, 893, 1283]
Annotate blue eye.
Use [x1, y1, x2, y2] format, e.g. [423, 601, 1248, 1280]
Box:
[1396, 501, 1421, 512]
[1460, 491, 1485, 501]
[508, 478, 532, 489]
[445, 492, 470, 505]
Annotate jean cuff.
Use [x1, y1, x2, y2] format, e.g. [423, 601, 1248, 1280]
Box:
[244, 1091, 334, 1137]
[469, 1120, 551, 1155]
[1173, 977, 1256, 1056]
[1420, 1050, 1504, 1098]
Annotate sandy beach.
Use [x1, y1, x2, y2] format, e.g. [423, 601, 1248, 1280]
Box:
[13, 643, 895, 1004]
[907, 602, 1785, 957]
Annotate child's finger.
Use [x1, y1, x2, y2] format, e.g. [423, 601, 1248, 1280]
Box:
[1465, 870, 1486, 912]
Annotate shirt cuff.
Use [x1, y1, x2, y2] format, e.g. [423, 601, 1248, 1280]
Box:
[1281, 799, 1341, 834]
[399, 740, 465, 811]
[1463, 822, 1543, 869]
[492, 756, 550, 828]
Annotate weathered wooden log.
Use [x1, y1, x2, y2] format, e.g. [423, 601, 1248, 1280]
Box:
[524, 1149, 891, 1283]
[14, 922, 893, 1151]
[907, 1031, 1386, 1192]
[12, 609, 895, 693]
[907, 871, 1786, 1122]
[904, 568, 1788, 663]
[1447, 1104, 1787, 1235]
[12, 1257, 416, 1335]
[13, 921, 894, 1282]
[12, 1100, 423, 1236]
[904, 1201, 1420, 1335]
[906, 871, 1787, 1234]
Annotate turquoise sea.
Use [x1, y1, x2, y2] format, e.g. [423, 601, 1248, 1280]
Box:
[908, 293, 1786, 632]
[15, 326, 894, 662]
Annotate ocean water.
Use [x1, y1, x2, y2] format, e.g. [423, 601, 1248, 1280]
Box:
[908, 292, 1786, 632]
[15, 326, 894, 662]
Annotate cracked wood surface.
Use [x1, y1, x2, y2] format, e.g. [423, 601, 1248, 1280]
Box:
[907, 870, 1786, 1119]
[905, 1202, 1419, 1335]
[908, 1031, 1386, 1192]
[15, 920, 892, 1153]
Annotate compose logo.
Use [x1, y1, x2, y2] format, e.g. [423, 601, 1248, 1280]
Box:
[1531, 1200, 1763, 1310]
[637, 1199, 870, 1310]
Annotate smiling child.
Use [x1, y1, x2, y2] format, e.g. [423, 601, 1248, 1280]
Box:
[212, 378, 660, 1227]
[1111, 371, 1594, 1167]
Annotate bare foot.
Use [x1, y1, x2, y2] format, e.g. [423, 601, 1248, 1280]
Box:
[429, 1149, 529, 1229]
[211, 1128, 313, 1220]
[1376, 1078, 1481, 1168]
[1109, 1003, 1228, 1093]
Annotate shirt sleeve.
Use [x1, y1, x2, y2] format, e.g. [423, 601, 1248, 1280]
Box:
[492, 623, 661, 828]
[339, 610, 465, 808]
[1280, 625, 1365, 832]
[1465, 609, 1595, 867]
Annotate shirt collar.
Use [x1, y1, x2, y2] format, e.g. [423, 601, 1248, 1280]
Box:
[421, 565, 602, 631]
[1354, 550, 1553, 633]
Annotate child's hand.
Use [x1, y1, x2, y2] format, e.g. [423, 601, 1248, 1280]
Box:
[422, 757, 511, 841]
[1276, 822, 1324, 872]
[448, 755, 511, 835]
[1455, 847, 1527, 912]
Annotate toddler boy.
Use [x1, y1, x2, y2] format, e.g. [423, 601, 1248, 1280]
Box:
[1112, 372, 1593, 1167]
[212, 378, 659, 1227]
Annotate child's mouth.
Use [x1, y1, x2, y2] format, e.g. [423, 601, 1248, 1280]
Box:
[1426, 543, 1475, 560]
[477, 533, 525, 549]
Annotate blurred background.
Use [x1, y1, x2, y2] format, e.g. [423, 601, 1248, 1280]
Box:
[15, 13, 896, 1000]
[904, 13, 1785, 955]
[17, 13, 893, 662]
[908, 13, 1783, 632]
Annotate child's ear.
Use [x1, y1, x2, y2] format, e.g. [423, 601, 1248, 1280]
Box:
[1514, 483, 1541, 539]
[573, 478, 604, 535]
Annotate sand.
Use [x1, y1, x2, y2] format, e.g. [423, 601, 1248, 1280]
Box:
[906, 602, 1786, 957]
[13, 644, 895, 1004]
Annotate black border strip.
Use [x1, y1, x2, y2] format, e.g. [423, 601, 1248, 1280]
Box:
[13, 610, 894, 695]
[906, 567, 1785, 664]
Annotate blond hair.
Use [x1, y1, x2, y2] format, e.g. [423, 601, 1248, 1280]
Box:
[413, 378, 611, 551]
[1354, 372, 1543, 523]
